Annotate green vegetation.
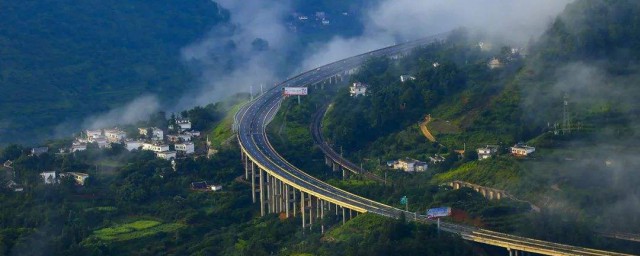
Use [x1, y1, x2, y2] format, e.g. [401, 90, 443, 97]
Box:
[0, 0, 230, 145]
[92, 220, 184, 242]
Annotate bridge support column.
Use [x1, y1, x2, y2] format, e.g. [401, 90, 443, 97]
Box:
[292, 188, 297, 217]
[251, 162, 256, 203]
[320, 200, 325, 234]
[267, 174, 273, 214]
[259, 169, 265, 216]
[332, 161, 339, 172]
[342, 207, 346, 224]
[309, 195, 315, 230]
[243, 153, 249, 180]
[285, 184, 290, 217]
[300, 191, 306, 230]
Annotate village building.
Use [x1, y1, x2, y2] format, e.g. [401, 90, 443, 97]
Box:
[31, 147, 49, 156]
[432, 62, 440, 68]
[175, 119, 192, 131]
[349, 82, 368, 97]
[124, 140, 145, 151]
[60, 172, 90, 186]
[156, 151, 177, 160]
[86, 129, 102, 139]
[71, 142, 87, 152]
[210, 184, 223, 191]
[390, 158, 428, 172]
[429, 155, 446, 164]
[6, 180, 23, 192]
[3, 160, 13, 169]
[400, 75, 416, 83]
[40, 171, 57, 184]
[93, 137, 109, 148]
[510, 144, 535, 156]
[175, 142, 195, 155]
[191, 181, 208, 190]
[142, 143, 169, 152]
[104, 128, 127, 143]
[139, 127, 163, 141]
[184, 130, 200, 137]
[488, 58, 503, 69]
[477, 145, 499, 160]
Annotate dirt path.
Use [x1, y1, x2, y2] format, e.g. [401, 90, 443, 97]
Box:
[419, 115, 437, 142]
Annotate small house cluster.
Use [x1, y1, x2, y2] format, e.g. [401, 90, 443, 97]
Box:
[40, 171, 90, 186]
[387, 157, 428, 172]
[510, 143, 535, 156]
[349, 82, 368, 97]
[477, 145, 499, 160]
[66, 118, 200, 161]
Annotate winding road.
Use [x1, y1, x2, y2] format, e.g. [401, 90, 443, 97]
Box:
[234, 34, 635, 256]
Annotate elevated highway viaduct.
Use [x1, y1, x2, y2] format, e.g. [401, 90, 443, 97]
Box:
[234, 34, 635, 256]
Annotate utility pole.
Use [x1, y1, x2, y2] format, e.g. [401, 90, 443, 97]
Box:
[260, 83, 264, 94]
[250, 85, 254, 100]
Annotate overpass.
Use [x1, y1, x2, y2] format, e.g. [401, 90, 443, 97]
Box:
[311, 104, 385, 183]
[234, 34, 635, 256]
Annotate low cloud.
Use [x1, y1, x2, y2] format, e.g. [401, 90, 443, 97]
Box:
[301, 0, 571, 70]
[174, 0, 292, 111]
[82, 95, 160, 129]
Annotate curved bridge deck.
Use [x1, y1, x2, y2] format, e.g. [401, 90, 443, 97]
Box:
[234, 35, 635, 256]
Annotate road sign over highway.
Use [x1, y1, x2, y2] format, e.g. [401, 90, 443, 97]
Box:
[284, 87, 308, 96]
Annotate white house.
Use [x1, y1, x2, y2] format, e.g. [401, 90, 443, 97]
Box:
[156, 151, 177, 160]
[510, 144, 535, 156]
[31, 147, 49, 156]
[184, 130, 201, 137]
[104, 128, 127, 143]
[429, 155, 446, 164]
[142, 143, 169, 152]
[210, 185, 223, 191]
[176, 119, 192, 131]
[175, 142, 195, 154]
[350, 82, 367, 97]
[94, 138, 109, 148]
[86, 129, 102, 139]
[477, 145, 499, 160]
[488, 58, 503, 69]
[71, 142, 87, 152]
[125, 140, 145, 151]
[400, 75, 416, 83]
[392, 158, 428, 172]
[40, 171, 57, 184]
[139, 127, 163, 141]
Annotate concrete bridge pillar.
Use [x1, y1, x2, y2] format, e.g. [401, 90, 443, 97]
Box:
[496, 192, 502, 200]
[320, 200, 325, 234]
[332, 161, 339, 172]
[285, 184, 290, 217]
[292, 187, 297, 217]
[300, 191, 306, 229]
[325, 156, 331, 166]
[244, 153, 249, 180]
[259, 169, 265, 216]
[488, 190, 494, 200]
[251, 162, 256, 203]
[342, 207, 346, 224]
[309, 195, 315, 230]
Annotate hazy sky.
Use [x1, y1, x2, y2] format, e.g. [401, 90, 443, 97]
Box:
[82, 0, 573, 129]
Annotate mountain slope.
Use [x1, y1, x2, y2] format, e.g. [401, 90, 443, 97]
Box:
[0, 0, 229, 144]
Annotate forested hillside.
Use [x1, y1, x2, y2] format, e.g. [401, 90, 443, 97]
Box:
[0, 0, 229, 145]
